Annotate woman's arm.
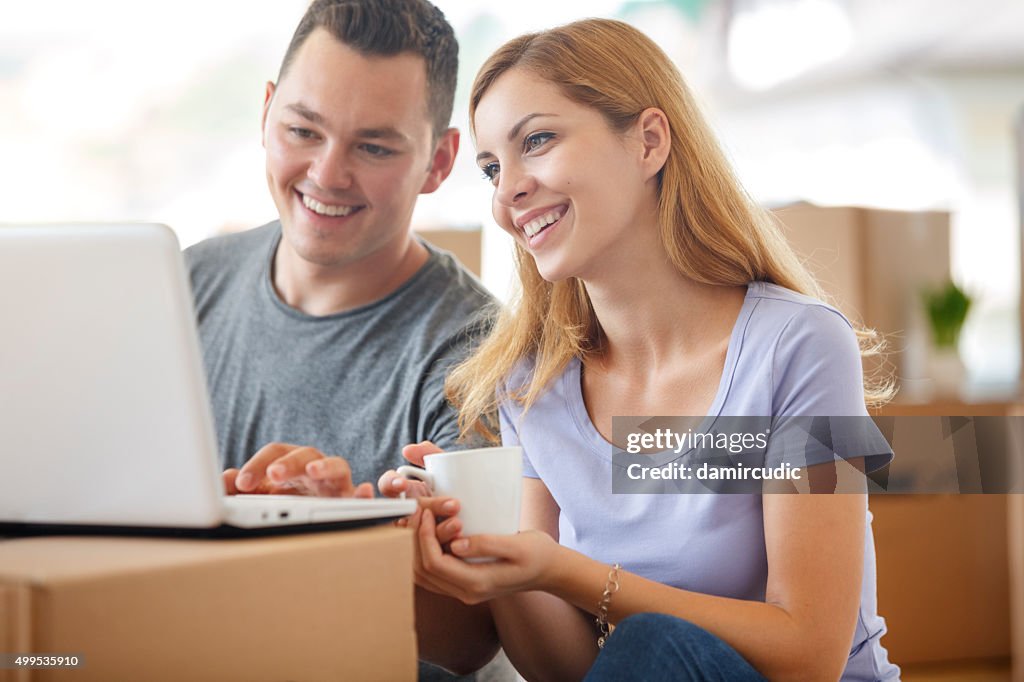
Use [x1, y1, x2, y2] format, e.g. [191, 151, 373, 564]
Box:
[545, 490, 865, 681]
[425, 459, 868, 681]
[489, 478, 599, 682]
[414, 476, 602, 680]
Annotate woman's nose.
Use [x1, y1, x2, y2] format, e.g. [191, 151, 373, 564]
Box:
[494, 164, 534, 207]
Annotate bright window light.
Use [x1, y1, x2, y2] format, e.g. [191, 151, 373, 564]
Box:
[728, 0, 853, 90]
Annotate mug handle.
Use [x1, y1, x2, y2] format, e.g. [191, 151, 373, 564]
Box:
[395, 465, 435, 495]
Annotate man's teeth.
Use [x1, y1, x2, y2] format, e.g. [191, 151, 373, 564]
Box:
[523, 208, 566, 238]
[302, 194, 355, 217]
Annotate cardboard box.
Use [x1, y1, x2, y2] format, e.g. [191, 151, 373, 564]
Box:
[772, 204, 951, 384]
[0, 526, 415, 682]
[416, 228, 482, 277]
[870, 495, 1011, 665]
[1011, 494, 1024, 682]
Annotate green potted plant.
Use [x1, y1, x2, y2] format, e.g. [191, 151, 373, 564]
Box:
[921, 280, 973, 396]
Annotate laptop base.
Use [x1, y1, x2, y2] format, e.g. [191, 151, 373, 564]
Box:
[0, 516, 402, 539]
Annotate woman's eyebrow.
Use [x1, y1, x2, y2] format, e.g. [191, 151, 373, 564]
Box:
[506, 112, 556, 142]
[476, 112, 559, 162]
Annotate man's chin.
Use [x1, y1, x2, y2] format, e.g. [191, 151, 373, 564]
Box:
[292, 245, 361, 269]
[277, 229, 359, 269]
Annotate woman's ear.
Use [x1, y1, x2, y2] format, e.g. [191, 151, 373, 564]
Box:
[637, 107, 671, 179]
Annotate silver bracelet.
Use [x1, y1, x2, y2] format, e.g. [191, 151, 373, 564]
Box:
[595, 562, 621, 649]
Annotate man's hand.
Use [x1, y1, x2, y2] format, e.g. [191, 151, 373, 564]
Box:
[223, 442, 374, 498]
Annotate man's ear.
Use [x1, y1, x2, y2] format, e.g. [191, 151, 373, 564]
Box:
[420, 128, 460, 195]
[637, 107, 671, 180]
[260, 81, 276, 148]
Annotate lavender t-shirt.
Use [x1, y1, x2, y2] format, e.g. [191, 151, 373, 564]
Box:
[498, 282, 899, 681]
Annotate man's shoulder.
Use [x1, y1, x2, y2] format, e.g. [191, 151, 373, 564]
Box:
[415, 241, 496, 314]
[381, 242, 497, 364]
[184, 221, 279, 270]
[183, 221, 279, 311]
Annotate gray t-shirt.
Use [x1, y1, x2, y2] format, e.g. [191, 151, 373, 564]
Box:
[184, 221, 495, 485]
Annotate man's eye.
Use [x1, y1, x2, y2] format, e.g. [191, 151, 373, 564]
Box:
[524, 132, 554, 152]
[480, 163, 500, 182]
[361, 144, 395, 157]
[289, 127, 316, 139]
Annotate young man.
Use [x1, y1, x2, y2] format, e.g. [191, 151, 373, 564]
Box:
[185, 1, 500, 676]
[187, 0, 492, 488]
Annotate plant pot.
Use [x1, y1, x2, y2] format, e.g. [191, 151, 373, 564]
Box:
[927, 347, 967, 397]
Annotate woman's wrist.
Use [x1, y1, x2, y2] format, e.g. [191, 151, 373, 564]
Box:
[537, 547, 626, 624]
[536, 543, 604, 600]
[535, 539, 573, 593]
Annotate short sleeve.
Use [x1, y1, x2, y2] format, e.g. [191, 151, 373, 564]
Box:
[499, 399, 539, 479]
[767, 305, 893, 474]
[422, 323, 493, 451]
[772, 305, 868, 417]
[420, 355, 468, 451]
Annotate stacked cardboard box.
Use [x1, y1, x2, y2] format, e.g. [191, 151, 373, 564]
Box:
[417, 227, 482, 278]
[772, 203, 951, 388]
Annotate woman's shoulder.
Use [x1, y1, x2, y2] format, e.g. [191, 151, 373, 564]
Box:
[745, 281, 853, 330]
[498, 354, 579, 417]
[743, 281, 857, 354]
[742, 282, 866, 415]
[502, 355, 538, 394]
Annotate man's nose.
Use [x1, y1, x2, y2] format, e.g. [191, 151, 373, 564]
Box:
[308, 143, 353, 190]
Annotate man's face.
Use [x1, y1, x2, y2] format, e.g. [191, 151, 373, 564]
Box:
[261, 28, 453, 271]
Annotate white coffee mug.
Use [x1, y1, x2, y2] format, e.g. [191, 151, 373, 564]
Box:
[396, 446, 523, 538]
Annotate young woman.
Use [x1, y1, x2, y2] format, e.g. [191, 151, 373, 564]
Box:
[389, 18, 900, 682]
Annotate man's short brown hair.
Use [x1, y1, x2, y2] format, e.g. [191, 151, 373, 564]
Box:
[278, 0, 458, 140]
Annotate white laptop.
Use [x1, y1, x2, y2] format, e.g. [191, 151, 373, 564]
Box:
[0, 223, 415, 535]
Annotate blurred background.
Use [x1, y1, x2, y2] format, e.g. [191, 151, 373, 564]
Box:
[2, 0, 1022, 402]
[2, 3, 1023, 676]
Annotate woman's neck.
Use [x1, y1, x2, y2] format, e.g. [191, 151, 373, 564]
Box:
[581, 248, 747, 376]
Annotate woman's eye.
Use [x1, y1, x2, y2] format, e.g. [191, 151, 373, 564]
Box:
[480, 163, 500, 182]
[524, 132, 554, 152]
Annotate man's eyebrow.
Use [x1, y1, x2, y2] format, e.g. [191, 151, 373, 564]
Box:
[354, 127, 410, 143]
[283, 104, 410, 143]
[476, 113, 557, 163]
[284, 103, 325, 125]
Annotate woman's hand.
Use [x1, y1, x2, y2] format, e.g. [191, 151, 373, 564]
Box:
[411, 506, 561, 605]
[377, 441, 442, 499]
[377, 441, 467, 586]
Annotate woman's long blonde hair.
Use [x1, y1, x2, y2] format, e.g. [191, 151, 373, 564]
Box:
[448, 18, 894, 442]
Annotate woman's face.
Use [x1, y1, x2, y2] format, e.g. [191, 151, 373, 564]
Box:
[473, 68, 658, 283]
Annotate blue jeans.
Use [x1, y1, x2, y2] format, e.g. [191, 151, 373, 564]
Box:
[584, 613, 767, 682]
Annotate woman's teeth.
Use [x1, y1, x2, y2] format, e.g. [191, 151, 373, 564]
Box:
[302, 194, 355, 217]
[523, 208, 566, 238]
